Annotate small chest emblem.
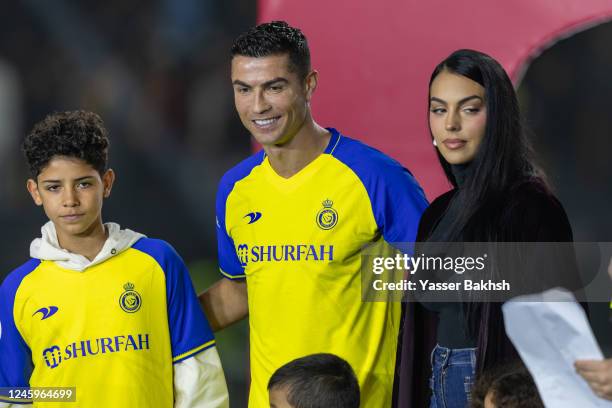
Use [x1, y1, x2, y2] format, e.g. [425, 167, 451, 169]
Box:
[33, 306, 59, 320]
[244, 212, 262, 224]
[119, 282, 142, 313]
[316, 199, 338, 230]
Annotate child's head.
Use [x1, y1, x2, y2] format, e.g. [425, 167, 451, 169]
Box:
[23, 110, 114, 237]
[472, 363, 543, 408]
[23, 110, 109, 178]
[268, 353, 360, 408]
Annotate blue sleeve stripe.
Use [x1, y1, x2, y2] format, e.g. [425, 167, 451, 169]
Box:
[219, 268, 246, 280]
[131, 238, 216, 362]
[1, 259, 40, 387]
[217, 151, 266, 276]
[217, 232, 245, 277]
[217, 151, 266, 225]
[323, 128, 342, 154]
[330, 132, 428, 244]
[2, 258, 41, 293]
[130, 238, 176, 313]
[172, 340, 216, 364]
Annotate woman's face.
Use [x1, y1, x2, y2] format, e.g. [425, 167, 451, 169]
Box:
[429, 70, 487, 165]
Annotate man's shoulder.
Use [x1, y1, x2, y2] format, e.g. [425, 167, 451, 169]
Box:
[331, 131, 421, 191]
[219, 150, 266, 191]
[332, 133, 403, 172]
[131, 238, 183, 269]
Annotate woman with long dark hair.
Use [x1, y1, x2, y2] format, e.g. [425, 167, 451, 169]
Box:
[395, 49, 579, 407]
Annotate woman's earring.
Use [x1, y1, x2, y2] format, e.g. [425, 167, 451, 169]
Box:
[433, 139, 438, 147]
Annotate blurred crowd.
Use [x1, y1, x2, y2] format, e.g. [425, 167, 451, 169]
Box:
[0, 1, 254, 272]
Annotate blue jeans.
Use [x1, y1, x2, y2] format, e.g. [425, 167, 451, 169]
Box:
[429, 344, 477, 408]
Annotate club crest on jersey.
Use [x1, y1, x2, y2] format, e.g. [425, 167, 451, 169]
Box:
[119, 282, 142, 313]
[316, 199, 338, 230]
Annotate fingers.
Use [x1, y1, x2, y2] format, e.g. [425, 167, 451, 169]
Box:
[576, 359, 612, 400]
[575, 360, 603, 372]
[588, 382, 612, 400]
[578, 369, 603, 383]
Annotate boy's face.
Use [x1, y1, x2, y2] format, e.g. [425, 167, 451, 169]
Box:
[269, 386, 293, 408]
[27, 156, 114, 239]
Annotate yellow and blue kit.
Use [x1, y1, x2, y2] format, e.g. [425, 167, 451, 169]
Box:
[216, 128, 428, 406]
[0, 223, 227, 407]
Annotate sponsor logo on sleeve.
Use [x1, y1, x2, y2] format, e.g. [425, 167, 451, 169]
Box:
[244, 212, 262, 224]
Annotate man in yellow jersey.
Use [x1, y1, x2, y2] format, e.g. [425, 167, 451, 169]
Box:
[0, 111, 228, 407]
[199, 21, 428, 407]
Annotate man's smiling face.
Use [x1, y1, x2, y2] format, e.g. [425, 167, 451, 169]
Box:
[231, 54, 312, 147]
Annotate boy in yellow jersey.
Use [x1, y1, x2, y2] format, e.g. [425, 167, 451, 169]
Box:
[0, 111, 229, 407]
[199, 21, 428, 407]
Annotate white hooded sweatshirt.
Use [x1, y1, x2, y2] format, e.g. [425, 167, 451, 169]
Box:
[0, 221, 228, 408]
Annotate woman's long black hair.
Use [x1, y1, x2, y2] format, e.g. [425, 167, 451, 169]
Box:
[426, 50, 552, 343]
[428, 49, 543, 242]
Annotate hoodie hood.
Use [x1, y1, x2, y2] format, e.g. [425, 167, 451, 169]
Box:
[30, 221, 146, 271]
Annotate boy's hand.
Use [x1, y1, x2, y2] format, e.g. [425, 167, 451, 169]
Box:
[575, 359, 612, 400]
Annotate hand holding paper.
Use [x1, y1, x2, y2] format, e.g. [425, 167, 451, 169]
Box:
[575, 359, 612, 400]
[502, 288, 612, 407]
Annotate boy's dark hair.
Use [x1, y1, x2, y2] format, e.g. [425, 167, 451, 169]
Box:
[471, 362, 543, 408]
[23, 110, 109, 178]
[268, 353, 360, 408]
[231, 20, 311, 80]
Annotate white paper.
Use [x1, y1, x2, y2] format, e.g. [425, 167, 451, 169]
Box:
[502, 288, 612, 407]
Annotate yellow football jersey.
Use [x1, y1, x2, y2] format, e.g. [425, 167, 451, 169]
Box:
[0, 239, 215, 407]
[216, 129, 427, 407]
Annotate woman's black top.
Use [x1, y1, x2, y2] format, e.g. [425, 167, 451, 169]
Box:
[395, 177, 579, 407]
[420, 164, 477, 349]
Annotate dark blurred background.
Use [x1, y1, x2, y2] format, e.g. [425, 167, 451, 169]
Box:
[517, 21, 612, 355]
[0, 2, 610, 405]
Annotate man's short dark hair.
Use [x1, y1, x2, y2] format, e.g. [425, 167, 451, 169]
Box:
[231, 20, 311, 80]
[268, 353, 360, 408]
[23, 110, 109, 178]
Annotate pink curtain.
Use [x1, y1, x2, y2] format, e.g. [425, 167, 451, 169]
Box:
[257, 1, 612, 198]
